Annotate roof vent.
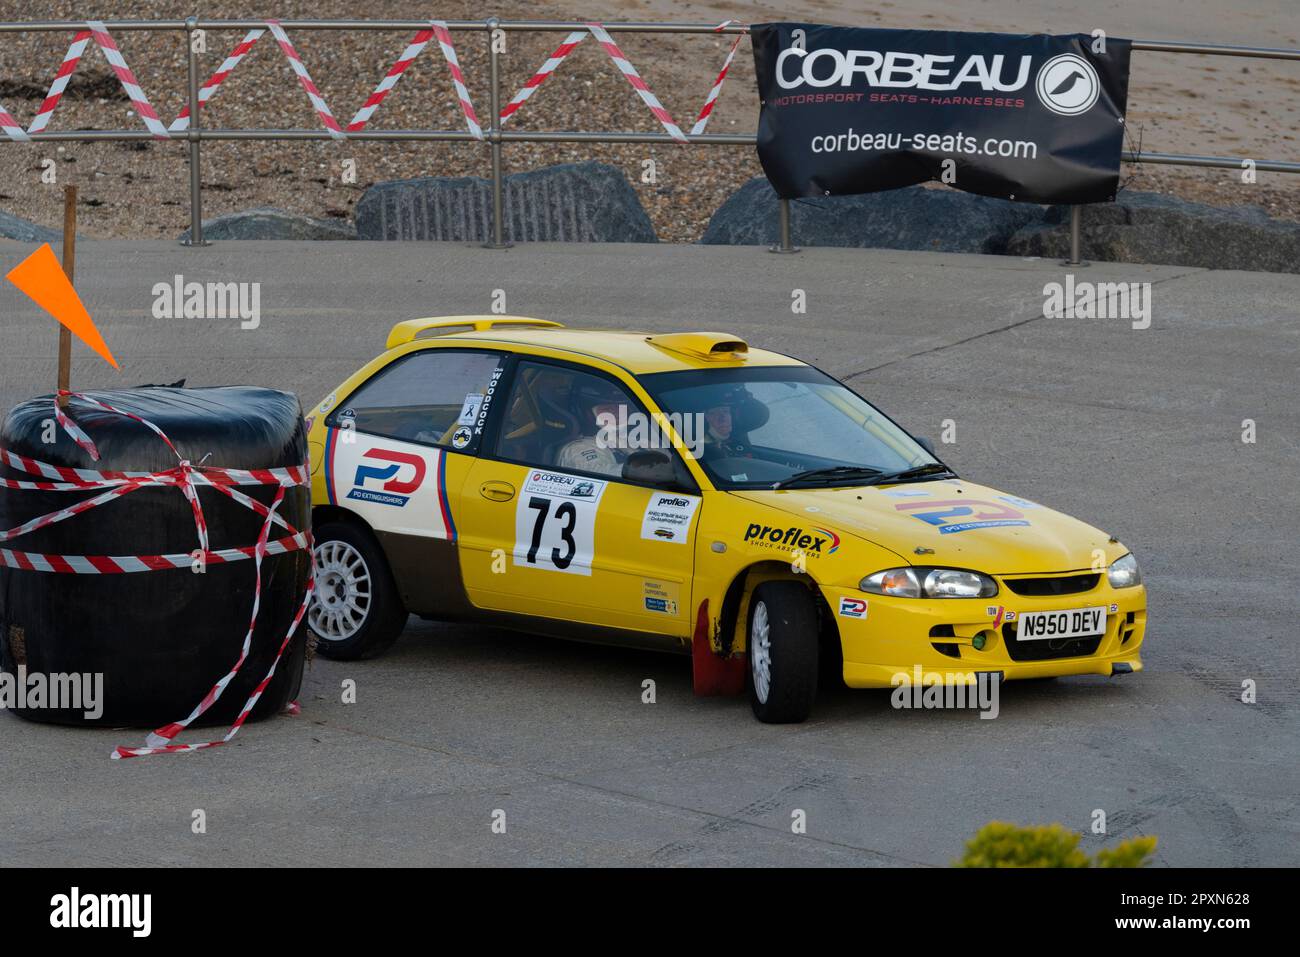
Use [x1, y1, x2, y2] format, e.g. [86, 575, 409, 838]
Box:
[645, 332, 749, 361]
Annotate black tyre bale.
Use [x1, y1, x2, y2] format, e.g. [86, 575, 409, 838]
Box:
[0, 387, 311, 727]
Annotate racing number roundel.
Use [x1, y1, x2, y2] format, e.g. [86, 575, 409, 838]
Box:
[513, 471, 608, 575]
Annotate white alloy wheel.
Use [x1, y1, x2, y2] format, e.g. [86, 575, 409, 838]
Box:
[750, 600, 772, 704]
[309, 539, 372, 641]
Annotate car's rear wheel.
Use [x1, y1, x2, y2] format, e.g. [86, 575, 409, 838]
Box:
[747, 581, 819, 723]
[308, 520, 406, 660]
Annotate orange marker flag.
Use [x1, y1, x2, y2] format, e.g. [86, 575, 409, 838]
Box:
[6, 242, 118, 369]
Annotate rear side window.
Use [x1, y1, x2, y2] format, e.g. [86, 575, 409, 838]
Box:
[327, 350, 505, 452]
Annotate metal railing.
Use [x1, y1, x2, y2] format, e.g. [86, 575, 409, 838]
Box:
[2, 18, 1298, 260]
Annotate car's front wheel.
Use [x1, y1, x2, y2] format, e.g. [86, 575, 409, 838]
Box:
[747, 581, 819, 723]
[308, 520, 407, 660]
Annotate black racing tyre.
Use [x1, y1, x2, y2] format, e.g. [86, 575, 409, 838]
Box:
[308, 520, 407, 660]
[747, 581, 820, 723]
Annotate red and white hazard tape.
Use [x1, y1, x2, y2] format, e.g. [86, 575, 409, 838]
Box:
[499, 30, 587, 125]
[2, 22, 166, 140]
[431, 20, 482, 139]
[0, 101, 30, 142]
[87, 20, 169, 139]
[586, 23, 687, 143]
[0, 476, 156, 543]
[347, 21, 482, 139]
[501, 23, 742, 140]
[26, 30, 91, 136]
[347, 26, 436, 131]
[0, 446, 306, 488]
[266, 19, 345, 139]
[169, 28, 265, 133]
[0, 532, 309, 575]
[0, 391, 314, 758]
[113, 487, 315, 759]
[691, 23, 747, 136]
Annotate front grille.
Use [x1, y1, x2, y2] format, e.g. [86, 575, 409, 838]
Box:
[1003, 573, 1100, 597]
[1003, 622, 1102, 661]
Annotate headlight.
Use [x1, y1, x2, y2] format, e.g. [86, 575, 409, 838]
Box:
[860, 567, 997, 599]
[1107, 552, 1141, 588]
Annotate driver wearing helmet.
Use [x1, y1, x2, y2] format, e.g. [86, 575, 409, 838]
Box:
[700, 385, 754, 460]
[555, 378, 628, 476]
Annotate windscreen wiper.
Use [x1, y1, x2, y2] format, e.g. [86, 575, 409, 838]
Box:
[862, 462, 957, 486]
[773, 465, 885, 489]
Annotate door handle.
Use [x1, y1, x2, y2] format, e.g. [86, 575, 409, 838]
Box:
[479, 480, 516, 502]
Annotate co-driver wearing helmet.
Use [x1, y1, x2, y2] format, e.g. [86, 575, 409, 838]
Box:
[555, 379, 628, 476]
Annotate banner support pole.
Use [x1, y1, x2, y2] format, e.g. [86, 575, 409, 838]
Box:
[769, 197, 799, 254]
[1064, 205, 1086, 266]
[56, 184, 76, 407]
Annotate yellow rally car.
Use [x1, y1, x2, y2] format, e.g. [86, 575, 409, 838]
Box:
[303, 316, 1147, 722]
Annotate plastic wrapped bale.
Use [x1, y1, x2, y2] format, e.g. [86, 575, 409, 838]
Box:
[0, 387, 312, 727]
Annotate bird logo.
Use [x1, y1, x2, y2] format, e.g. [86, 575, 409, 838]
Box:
[1035, 54, 1101, 116]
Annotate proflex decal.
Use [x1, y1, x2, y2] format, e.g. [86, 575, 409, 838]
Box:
[327, 433, 454, 539]
[641, 492, 701, 543]
[742, 522, 840, 558]
[896, 498, 1030, 534]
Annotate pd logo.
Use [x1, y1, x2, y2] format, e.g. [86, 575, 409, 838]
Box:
[838, 596, 867, 619]
[896, 499, 1030, 535]
[348, 448, 426, 507]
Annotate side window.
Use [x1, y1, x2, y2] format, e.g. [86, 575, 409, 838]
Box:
[327, 350, 505, 452]
[496, 361, 646, 479]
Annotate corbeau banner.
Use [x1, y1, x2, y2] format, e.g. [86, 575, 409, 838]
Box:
[752, 23, 1132, 205]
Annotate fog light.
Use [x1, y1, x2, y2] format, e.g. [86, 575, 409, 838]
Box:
[972, 630, 995, 651]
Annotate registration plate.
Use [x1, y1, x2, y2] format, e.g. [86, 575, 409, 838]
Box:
[1017, 606, 1107, 641]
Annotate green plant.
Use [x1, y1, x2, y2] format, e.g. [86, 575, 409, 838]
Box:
[954, 821, 1157, 868]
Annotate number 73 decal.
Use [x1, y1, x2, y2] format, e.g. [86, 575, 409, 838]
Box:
[513, 470, 608, 575]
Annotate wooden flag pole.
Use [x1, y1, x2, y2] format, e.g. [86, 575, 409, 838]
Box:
[56, 184, 76, 408]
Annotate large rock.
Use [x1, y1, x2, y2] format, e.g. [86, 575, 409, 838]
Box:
[179, 206, 355, 241]
[700, 179, 1048, 254]
[0, 211, 60, 244]
[1006, 191, 1300, 273]
[356, 161, 656, 243]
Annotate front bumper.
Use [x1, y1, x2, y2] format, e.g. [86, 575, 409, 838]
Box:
[827, 581, 1147, 688]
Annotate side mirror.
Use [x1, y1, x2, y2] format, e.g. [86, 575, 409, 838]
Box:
[916, 436, 937, 457]
[622, 449, 699, 494]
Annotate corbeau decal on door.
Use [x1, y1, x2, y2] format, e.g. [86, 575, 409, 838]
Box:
[514, 470, 608, 575]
